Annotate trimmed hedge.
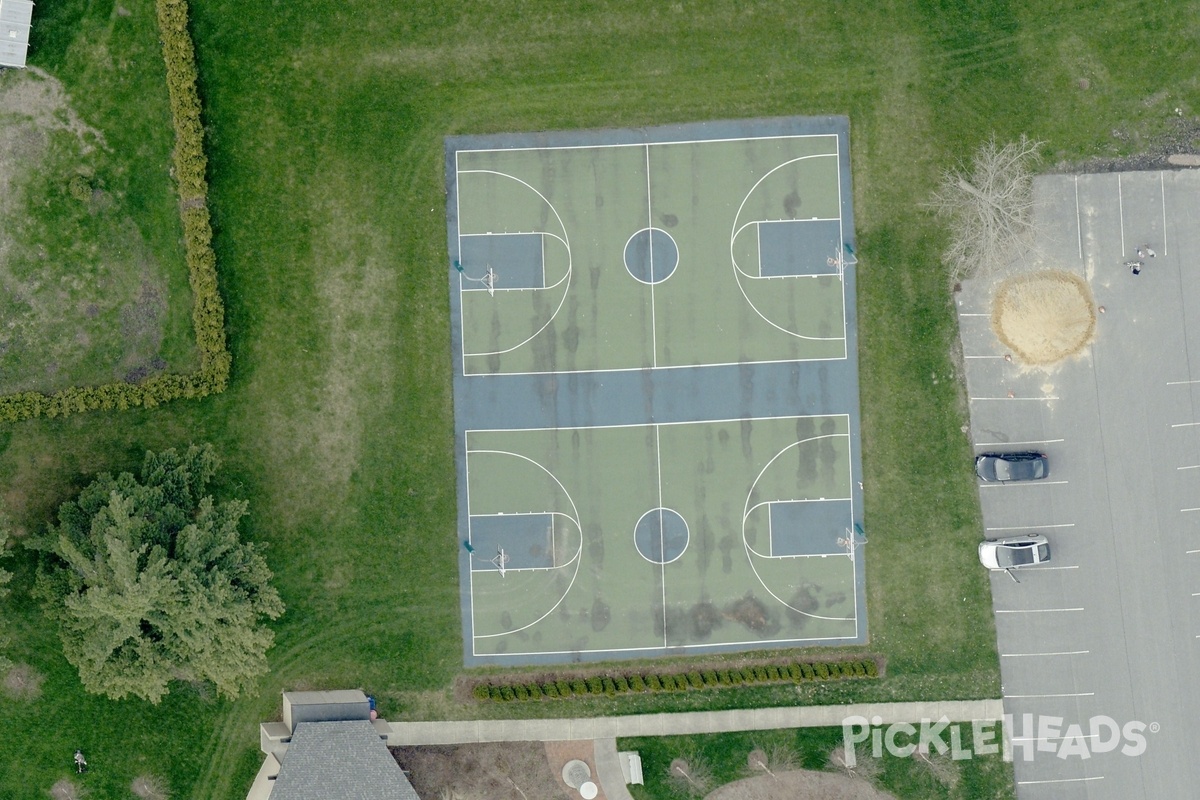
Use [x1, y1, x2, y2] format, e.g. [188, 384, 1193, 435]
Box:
[0, 0, 229, 423]
[470, 657, 882, 703]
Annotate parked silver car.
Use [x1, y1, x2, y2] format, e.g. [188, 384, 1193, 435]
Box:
[978, 535, 1051, 570]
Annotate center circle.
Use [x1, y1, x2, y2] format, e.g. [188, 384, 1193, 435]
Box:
[624, 227, 679, 284]
[634, 507, 690, 565]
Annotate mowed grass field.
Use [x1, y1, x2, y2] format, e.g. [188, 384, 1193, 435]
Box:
[1, 0, 1198, 798]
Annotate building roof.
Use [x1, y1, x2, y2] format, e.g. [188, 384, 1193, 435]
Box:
[0, 0, 33, 68]
[283, 690, 371, 730]
[269, 720, 420, 800]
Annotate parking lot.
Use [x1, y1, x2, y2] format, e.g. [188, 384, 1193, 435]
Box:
[958, 170, 1200, 798]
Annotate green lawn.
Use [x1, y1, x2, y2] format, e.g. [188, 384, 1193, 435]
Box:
[0, 0, 197, 395]
[2, 0, 1198, 798]
[620, 726, 1014, 800]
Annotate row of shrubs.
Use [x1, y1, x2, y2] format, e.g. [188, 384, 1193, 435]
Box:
[0, 0, 229, 423]
[471, 659, 880, 702]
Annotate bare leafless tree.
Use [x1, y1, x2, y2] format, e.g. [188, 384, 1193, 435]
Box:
[668, 756, 712, 796]
[927, 135, 1043, 283]
[913, 745, 961, 789]
[747, 743, 798, 781]
[827, 745, 881, 782]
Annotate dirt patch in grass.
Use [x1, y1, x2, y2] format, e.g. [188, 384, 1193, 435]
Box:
[704, 768, 897, 800]
[3, 662, 46, 701]
[391, 741, 569, 800]
[991, 270, 1095, 367]
[131, 774, 170, 800]
[49, 778, 85, 800]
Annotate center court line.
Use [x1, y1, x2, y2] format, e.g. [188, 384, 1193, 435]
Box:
[996, 608, 1084, 614]
[1006, 692, 1095, 698]
[1018, 776, 1104, 785]
[1002, 650, 1088, 657]
[986, 523, 1075, 531]
[975, 438, 1064, 447]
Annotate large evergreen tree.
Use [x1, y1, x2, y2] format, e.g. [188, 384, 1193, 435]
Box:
[33, 445, 284, 703]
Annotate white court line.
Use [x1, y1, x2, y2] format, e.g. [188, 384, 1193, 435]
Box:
[996, 607, 1084, 613]
[1006, 692, 1094, 698]
[1167, 379, 1200, 385]
[470, 411, 850, 434]
[458, 131, 837, 156]
[645, 145, 657, 369]
[1118, 173, 1126, 255]
[980, 481, 1068, 488]
[986, 523, 1075, 531]
[1018, 776, 1103, 786]
[1161, 170, 1168, 256]
[655, 424, 666, 647]
[975, 439, 1064, 447]
[970, 396, 1059, 401]
[1074, 174, 1083, 259]
[1002, 650, 1088, 658]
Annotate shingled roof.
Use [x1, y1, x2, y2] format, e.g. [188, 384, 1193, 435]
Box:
[269, 720, 420, 800]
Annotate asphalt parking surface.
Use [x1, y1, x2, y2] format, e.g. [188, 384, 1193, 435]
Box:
[958, 170, 1200, 798]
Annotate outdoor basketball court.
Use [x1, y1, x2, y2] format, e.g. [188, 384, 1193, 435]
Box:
[445, 117, 866, 664]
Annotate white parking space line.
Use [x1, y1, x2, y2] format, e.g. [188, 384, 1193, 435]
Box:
[1026, 565, 1079, 571]
[1177, 465, 1200, 470]
[1188, 549, 1200, 555]
[975, 439, 1065, 447]
[1012, 733, 1102, 743]
[1006, 692, 1095, 698]
[1002, 650, 1089, 657]
[1170, 422, 1200, 428]
[1167, 379, 1200, 385]
[1018, 776, 1104, 785]
[986, 523, 1075, 531]
[971, 396, 1060, 401]
[964, 354, 1008, 359]
[959, 312, 989, 317]
[1182, 508, 1200, 513]
[996, 607, 1084, 614]
[980, 481, 1069, 488]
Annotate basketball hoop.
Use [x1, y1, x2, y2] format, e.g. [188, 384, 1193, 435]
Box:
[490, 546, 510, 577]
[837, 525, 867, 555]
[827, 244, 858, 279]
[456, 262, 498, 296]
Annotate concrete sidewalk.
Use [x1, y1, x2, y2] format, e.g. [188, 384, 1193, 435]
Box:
[386, 700, 1002, 800]
[384, 699, 1003, 746]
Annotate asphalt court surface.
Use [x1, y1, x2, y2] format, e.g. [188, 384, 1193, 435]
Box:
[445, 118, 866, 665]
[959, 170, 1200, 798]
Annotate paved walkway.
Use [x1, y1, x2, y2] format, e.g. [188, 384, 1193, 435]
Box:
[384, 700, 1003, 746]
[385, 699, 1003, 800]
